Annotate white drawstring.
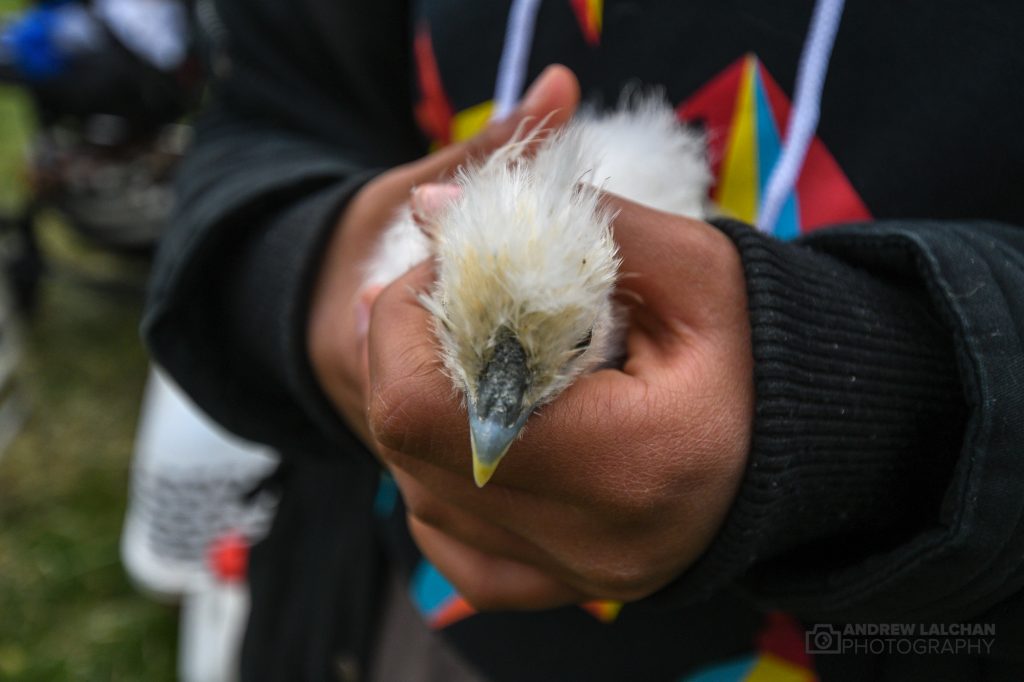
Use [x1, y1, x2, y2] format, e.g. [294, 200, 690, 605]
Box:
[491, 0, 846, 234]
[492, 0, 543, 122]
[757, 0, 846, 232]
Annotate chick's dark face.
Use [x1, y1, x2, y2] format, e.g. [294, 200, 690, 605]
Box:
[476, 327, 530, 429]
[468, 317, 598, 486]
[469, 326, 531, 487]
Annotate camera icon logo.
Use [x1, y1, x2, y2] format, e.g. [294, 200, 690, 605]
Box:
[805, 624, 843, 654]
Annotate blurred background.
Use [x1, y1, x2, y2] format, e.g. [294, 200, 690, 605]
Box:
[0, 1, 273, 679]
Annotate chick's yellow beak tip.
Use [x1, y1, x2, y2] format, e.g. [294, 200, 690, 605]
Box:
[472, 455, 499, 488]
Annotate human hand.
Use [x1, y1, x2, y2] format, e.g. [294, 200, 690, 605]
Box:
[308, 65, 581, 445]
[367, 194, 754, 609]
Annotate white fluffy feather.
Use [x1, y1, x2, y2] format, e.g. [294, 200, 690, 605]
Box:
[364, 96, 709, 414]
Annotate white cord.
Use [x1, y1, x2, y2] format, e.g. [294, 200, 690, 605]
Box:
[758, 0, 846, 233]
[492, 0, 543, 122]
[490, 0, 845, 230]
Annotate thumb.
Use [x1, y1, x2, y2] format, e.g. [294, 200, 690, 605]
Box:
[400, 64, 581, 187]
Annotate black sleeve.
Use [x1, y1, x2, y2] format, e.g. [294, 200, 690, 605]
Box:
[655, 219, 1024, 634]
[142, 0, 426, 451]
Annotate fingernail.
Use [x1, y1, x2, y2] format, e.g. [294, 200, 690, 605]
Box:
[411, 183, 461, 220]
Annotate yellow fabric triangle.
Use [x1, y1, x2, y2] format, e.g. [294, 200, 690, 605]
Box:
[715, 54, 760, 223]
[452, 100, 495, 142]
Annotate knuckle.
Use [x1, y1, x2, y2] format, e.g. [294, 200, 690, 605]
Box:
[599, 438, 692, 521]
[461, 594, 505, 612]
[607, 489, 663, 526]
[406, 499, 448, 530]
[456, 579, 511, 612]
[583, 559, 656, 601]
[599, 464, 675, 525]
[368, 364, 444, 454]
[367, 380, 413, 451]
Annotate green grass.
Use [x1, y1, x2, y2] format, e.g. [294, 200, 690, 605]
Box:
[0, 26, 178, 680]
[0, 250, 177, 681]
[0, 88, 33, 214]
[1, 0, 33, 211]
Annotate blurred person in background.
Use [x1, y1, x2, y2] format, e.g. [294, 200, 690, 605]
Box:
[144, 1, 1024, 681]
[0, 0, 192, 133]
[1, 0, 198, 308]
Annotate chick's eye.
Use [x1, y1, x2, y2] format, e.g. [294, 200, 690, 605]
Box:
[574, 329, 593, 352]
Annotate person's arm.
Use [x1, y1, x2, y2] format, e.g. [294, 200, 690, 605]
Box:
[654, 218, 1024, 630]
[143, 0, 424, 450]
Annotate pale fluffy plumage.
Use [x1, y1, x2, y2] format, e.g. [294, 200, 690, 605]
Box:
[363, 97, 709, 465]
[424, 123, 622, 410]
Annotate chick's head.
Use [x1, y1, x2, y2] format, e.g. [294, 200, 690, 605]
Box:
[421, 128, 621, 486]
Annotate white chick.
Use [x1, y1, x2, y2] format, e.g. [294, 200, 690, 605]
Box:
[363, 97, 711, 486]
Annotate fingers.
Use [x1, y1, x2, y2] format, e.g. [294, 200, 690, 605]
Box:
[386, 445, 586, 552]
[392, 449, 683, 601]
[338, 65, 579, 259]
[408, 516, 585, 611]
[371, 65, 579, 215]
[367, 262, 467, 459]
[405, 64, 580, 234]
[392, 465, 557, 570]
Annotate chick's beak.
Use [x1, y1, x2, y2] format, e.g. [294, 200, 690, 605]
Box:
[469, 328, 531, 487]
[469, 411, 526, 487]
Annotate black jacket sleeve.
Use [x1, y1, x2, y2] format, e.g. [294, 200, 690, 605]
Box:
[142, 0, 425, 451]
[658, 218, 1024, 640]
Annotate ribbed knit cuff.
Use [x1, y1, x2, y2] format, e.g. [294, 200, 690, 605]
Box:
[651, 219, 966, 614]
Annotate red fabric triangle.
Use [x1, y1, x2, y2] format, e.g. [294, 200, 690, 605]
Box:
[679, 55, 872, 232]
[413, 23, 454, 146]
